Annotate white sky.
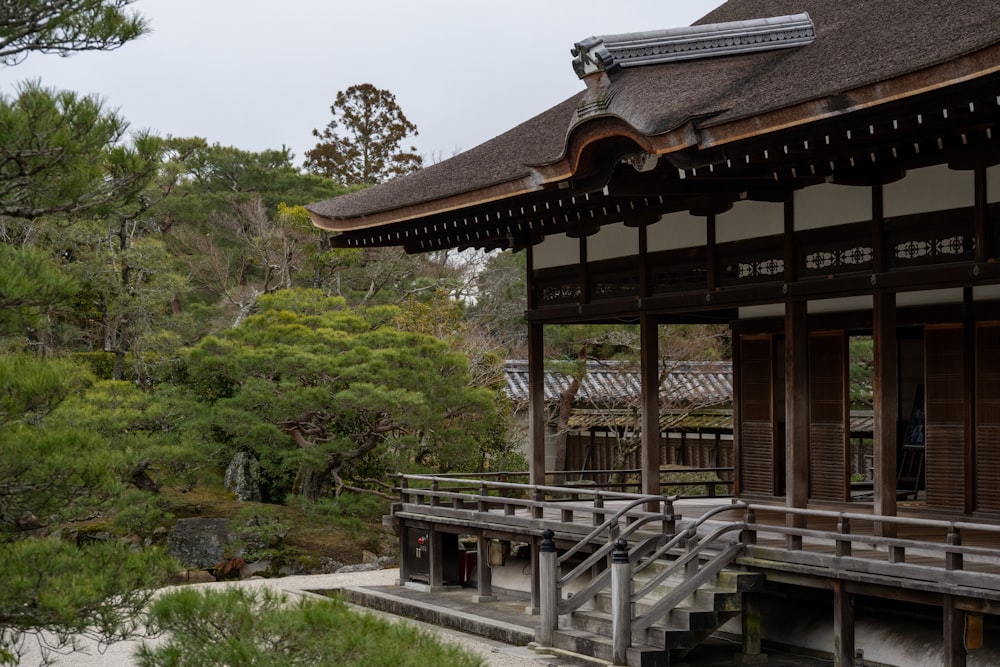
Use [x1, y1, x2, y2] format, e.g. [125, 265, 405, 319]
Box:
[4, 1, 725, 166]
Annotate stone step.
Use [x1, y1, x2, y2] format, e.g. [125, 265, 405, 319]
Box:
[589, 592, 725, 630]
[338, 585, 534, 646]
[551, 627, 669, 667]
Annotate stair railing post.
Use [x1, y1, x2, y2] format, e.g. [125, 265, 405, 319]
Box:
[685, 528, 701, 579]
[946, 525, 963, 572]
[742, 507, 757, 545]
[593, 492, 605, 528]
[611, 537, 631, 666]
[662, 497, 676, 537]
[537, 528, 558, 647]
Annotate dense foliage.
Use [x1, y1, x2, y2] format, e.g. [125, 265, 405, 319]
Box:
[137, 588, 485, 667]
[180, 289, 507, 501]
[0, 12, 519, 660]
[0, 5, 724, 663]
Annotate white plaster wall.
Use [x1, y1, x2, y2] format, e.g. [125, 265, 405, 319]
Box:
[808, 296, 873, 313]
[794, 182, 871, 231]
[896, 288, 963, 307]
[884, 164, 974, 217]
[533, 232, 579, 269]
[648, 211, 707, 251]
[716, 200, 784, 243]
[974, 284, 1000, 301]
[990, 164, 1000, 204]
[587, 222, 639, 262]
[738, 304, 786, 319]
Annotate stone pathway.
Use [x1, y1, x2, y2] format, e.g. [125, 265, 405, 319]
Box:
[16, 568, 596, 667]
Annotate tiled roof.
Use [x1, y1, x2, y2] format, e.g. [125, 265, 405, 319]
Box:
[504, 361, 876, 436]
[567, 408, 734, 432]
[503, 359, 732, 407]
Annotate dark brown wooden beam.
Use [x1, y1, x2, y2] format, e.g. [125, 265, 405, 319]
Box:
[833, 581, 855, 667]
[873, 289, 898, 533]
[975, 165, 987, 263]
[640, 312, 661, 502]
[785, 300, 809, 540]
[528, 322, 546, 487]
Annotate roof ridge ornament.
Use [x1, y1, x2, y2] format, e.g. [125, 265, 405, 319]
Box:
[572, 13, 816, 78]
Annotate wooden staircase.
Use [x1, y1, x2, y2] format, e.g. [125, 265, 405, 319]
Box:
[548, 552, 764, 666]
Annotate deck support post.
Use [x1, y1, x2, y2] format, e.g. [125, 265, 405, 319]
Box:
[739, 591, 767, 663]
[475, 530, 495, 602]
[529, 534, 541, 614]
[428, 530, 443, 588]
[833, 580, 855, 667]
[943, 595, 967, 667]
[398, 521, 412, 585]
[537, 529, 557, 646]
[611, 538, 632, 666]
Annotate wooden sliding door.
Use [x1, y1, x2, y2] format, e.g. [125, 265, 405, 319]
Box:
[976, 323, 1000, 513]
[739, 335, 779, 496]
[924, 324, 966, 511]
[809, 331, 849, 501]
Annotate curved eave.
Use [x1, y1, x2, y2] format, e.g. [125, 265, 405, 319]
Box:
[310, 43, 1000, 246]
[308, 173, 543, 233]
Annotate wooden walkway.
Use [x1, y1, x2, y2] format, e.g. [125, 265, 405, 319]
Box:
[392, 476, 1000, 608]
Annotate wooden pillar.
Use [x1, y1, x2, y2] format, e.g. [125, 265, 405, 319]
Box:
[428, 530, 444, 588]
[741, 592, 766, 660]
[732, 324, 743, 497]
[398, 521, 412, 584]
[975, 166, 987, 263]
[537, 529, 557, 645]
[611, 538, 632, 666]
[528, 321, 546, 487]
[529, 534, 541, 614]
[640, 311, 661, 500]
[833, 581, 855, 667]
[785, 299, 809, 539]
[964, 289, 975, 514]
[943, 595, 967, 667]
[475, 530, 495, 602]
[873, 290, 898, 532]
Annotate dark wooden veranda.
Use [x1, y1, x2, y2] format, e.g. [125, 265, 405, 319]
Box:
[389, 473, 1000, 666]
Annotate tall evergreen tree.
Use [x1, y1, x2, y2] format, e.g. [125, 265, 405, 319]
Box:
[304, 83, 423, 186]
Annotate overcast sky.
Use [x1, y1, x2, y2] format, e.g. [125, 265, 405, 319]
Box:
[5, 1, 725, 166]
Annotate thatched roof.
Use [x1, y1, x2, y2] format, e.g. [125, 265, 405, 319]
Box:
[307, 0, 1000, 237]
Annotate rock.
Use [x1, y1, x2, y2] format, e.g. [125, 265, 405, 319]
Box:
[240, 559, 273, 579]
[130, 459, 159, 493]
[166, 517, 232, 569]
[224, 451, 261, 502]
[334, 562, 380, 574]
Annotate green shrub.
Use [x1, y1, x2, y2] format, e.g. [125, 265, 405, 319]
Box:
[226, 505, 290, 562]
[111, 489, 175, 537]
[137, 587, 486, 667]
[288, 492, 387, 523]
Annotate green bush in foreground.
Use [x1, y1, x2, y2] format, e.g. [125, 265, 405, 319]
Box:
[1, 538, 176, 666]
[136, 587, 486, 667]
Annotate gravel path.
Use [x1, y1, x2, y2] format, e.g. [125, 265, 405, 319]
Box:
[16, 568, 598, 667]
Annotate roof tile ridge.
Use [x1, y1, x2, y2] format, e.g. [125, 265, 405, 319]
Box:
[571, 12, 815, 79]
